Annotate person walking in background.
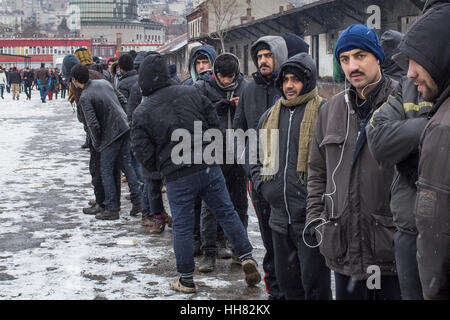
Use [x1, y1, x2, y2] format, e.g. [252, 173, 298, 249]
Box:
[36, 63, 51, 103]
[0, 66, 7, 99]
[22, 67, 34, 100]
[9, 67, 22, 101]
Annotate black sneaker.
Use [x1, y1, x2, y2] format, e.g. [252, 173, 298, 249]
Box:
[95, 210, 119, 220]
[198, 254, 216, 273]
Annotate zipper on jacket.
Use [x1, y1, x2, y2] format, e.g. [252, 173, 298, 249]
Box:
[284, 109, 295, 225]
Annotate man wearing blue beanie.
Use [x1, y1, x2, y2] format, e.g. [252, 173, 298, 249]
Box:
[306, 24, 401, 300]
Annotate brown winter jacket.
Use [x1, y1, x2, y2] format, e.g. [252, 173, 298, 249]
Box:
[35, 67, 50, 85]
[416, 86, 450, 300]
[306, 77, 397, 280]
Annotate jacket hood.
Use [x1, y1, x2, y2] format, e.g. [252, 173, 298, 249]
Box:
[423, 0, 450, 12]
[380, 30, 406, 81]
[276, 52, 317, 99]
[138, 52, 172, 96]
[62, 54, 81, 79]
[399, 4, 450, 97]
[189, 44, 217, 82]
[251, 36, 288, 75]
[133, 51, 149, 70]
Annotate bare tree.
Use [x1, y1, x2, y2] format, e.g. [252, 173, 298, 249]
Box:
[208, 0, 240, 53]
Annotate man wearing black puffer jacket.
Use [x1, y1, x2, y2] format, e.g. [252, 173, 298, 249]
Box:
[193, 53, 249, 272]
[250, 53, 331, 300]
[131, 52, 261, 294]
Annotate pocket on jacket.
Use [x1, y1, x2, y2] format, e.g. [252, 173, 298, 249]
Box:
[319, 216, 347, 261]
[415, 179, 450, 236]
[370, 214, 396, 262]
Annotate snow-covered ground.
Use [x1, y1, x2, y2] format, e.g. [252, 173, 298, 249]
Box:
[0, 92, 267, 300]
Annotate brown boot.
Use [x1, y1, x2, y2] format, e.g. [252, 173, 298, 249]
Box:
[162, 211, 173, 227]
[149, 215, 165, 234]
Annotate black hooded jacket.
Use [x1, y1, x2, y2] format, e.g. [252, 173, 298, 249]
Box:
[250, 53, 325, 235]
[380, 30, 406, 82]
[131, 53, 221, 182]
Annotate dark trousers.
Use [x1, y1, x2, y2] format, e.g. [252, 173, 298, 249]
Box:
[24, 84, 32, 99]
[393, 230, 424, 300]
[193, 196, 202, 243]
[61, 87, 66, 99]
[166, 166, 252, 274]
[89, 142, 121, 209]
[200, 164, 248, 254]
[272, 227, 332, 300]
[0, 84, 4, 97]
[100, 134, 142, 211]
[249, 180, 280, 299]
[335, 272, 402, 300]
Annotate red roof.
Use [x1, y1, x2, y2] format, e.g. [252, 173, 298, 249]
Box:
[0, 54, 53, 62]
[0, 38, 92, 47]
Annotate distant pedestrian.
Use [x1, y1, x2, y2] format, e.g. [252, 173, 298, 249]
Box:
[9, 67, 22, 100]
[22, 67, 34, 100]
[35, 63, 51, 103]
[0, 66, 7, 99]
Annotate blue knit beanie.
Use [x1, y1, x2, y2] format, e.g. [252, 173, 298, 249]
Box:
[335, 24, 385, 64]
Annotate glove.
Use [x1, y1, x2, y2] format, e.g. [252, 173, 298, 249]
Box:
[214, 99, 235, 116]
[304, 220, 321, 247]
[397, 153, 419, 188]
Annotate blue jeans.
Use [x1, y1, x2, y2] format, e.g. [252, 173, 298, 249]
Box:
[166, 166, 253, 274]
[100, 134, 142, 211]
[130, 153, 144, 184]
[39, 84, 50, 100]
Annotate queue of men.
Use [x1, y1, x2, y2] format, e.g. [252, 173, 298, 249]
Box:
[59, 0, 449, 300]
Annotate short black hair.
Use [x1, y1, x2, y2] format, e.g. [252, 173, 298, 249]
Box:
[70, 63, 90, 84]
[196, 53, 209, 62]
[118, 53, 134, 72]
[214, 54, 239, 77]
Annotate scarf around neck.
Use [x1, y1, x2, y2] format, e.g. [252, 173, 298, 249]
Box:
[260, 87, 322, 184]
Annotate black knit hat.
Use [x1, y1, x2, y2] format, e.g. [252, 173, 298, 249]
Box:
[118, 53, 134, 72]
[252, 42, 271, 61]
[282, 33, 310, 58]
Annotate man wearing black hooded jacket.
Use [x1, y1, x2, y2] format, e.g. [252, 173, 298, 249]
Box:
[131, 53, 261, 293]
[398, 2, 450, 300]
[250, 53, 331, 300]
[233, 33, 309, 300]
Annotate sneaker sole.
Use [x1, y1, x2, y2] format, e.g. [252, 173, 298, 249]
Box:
[198, 266, 215, 273]
[242, 261, 261, 286]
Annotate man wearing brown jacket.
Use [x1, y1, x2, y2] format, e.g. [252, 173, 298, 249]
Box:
[306, 24, 401, 300]
[398, 3, 450, 300]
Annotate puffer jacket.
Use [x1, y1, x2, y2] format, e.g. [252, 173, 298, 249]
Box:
[117, 69, 138, 100]
[79, 79, 129, 152]
[366, 77, 432, 234]
[8, 70, 21, 84]
[131, 53, 221, 182]
[306, 76, 398, 280]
